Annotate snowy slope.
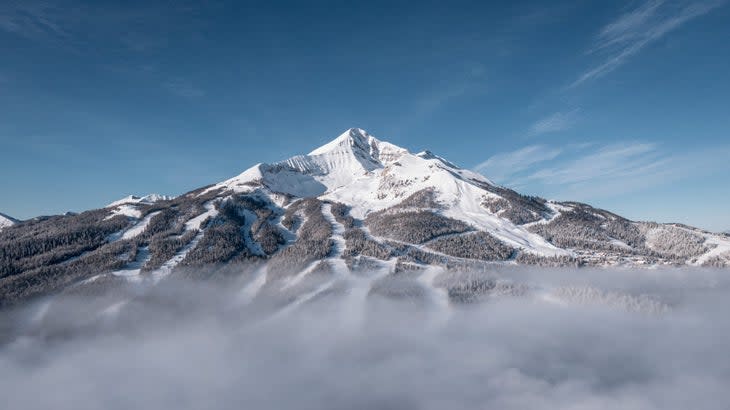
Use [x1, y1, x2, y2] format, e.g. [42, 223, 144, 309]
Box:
[106, 194, 173, 208]
[0, 212, 18, 231]
[105, 194, 173, 220]
[210, 128, 566, 257]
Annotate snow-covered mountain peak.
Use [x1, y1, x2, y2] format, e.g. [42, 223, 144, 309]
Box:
[215, 128, 414, 197]
[217, 128, 497, 205]
[307, 127, 408, 165]
[205, 128, 561, 256]
[308, 128, 374, 155]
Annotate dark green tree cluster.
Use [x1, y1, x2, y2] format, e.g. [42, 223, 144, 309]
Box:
[329, 202, 356, 228]
[343, 228, 393, 260]
[366, 210, 472, 244]
[426, 232, 514, 261]
[268, 198, 333, 279]
[392, 188, 443, 210]
[0, 210, 129, 279]
[528, 204, 645, 253]
[471, 180, 551, 224]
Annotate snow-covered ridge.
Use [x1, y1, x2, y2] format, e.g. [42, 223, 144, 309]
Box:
[104, 194, 174, 221]
[0, 212, 18, 231]
[217, 128, 493, 197]
[106, 194, 174, 208]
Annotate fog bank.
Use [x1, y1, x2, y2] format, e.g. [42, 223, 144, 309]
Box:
[2, 267, 730, 410]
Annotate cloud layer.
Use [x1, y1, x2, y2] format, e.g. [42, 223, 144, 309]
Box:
[2, 267, 730, 410]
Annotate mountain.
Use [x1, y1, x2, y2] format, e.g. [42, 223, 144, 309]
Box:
[1, 128, 729, 308]
[0, 213, 18, 231]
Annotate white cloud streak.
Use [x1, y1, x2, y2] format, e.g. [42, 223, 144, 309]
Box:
[0, 1, 204, 53]
[525, 142, 661, 185]
[473, 145, 563, 182]
[572, 0, 725, 87]
[475, 140, 730, 198]
[528, 109, 580, 136]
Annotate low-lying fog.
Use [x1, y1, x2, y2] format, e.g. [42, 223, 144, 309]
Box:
[2, 267, 730, 410]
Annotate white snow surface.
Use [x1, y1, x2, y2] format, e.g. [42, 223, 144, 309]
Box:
[108, 211, 161, 242]
[185, 200, 219, 231]
[108, 246, 151, 284]
[106, 194, 173, 208]
[0, 213, 17, 231]
[695, 233, 730, 266]
[210, 128, 566, 257]
[105, 204, 143, 220]
[105, 194, 171, 220]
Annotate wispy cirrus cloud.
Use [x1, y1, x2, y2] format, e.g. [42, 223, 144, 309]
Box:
[0, 1, 70, 42]
[473, 145, 563, 182]
[525, 142, 663, 185]
[528, 109, 580, 136]
[572, 0, 726, 87]
[0, 1, 205, 52]
[475, 140, 730, 199]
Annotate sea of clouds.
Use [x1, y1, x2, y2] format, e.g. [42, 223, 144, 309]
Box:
[1, 267, 730, 410]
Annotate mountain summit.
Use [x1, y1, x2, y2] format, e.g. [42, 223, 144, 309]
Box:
[209, 128, 557, 253]
[212, 128, 412, 199]
[1, 128, 729, 308]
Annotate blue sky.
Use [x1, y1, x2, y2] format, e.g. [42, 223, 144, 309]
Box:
[1, 0, 729, 231]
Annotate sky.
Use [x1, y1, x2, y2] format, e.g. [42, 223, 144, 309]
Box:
[1, 0, 729, 231]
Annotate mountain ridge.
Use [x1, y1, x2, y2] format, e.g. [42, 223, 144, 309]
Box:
[0, 213, 18, 231]
[1, 128, 729, 308]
